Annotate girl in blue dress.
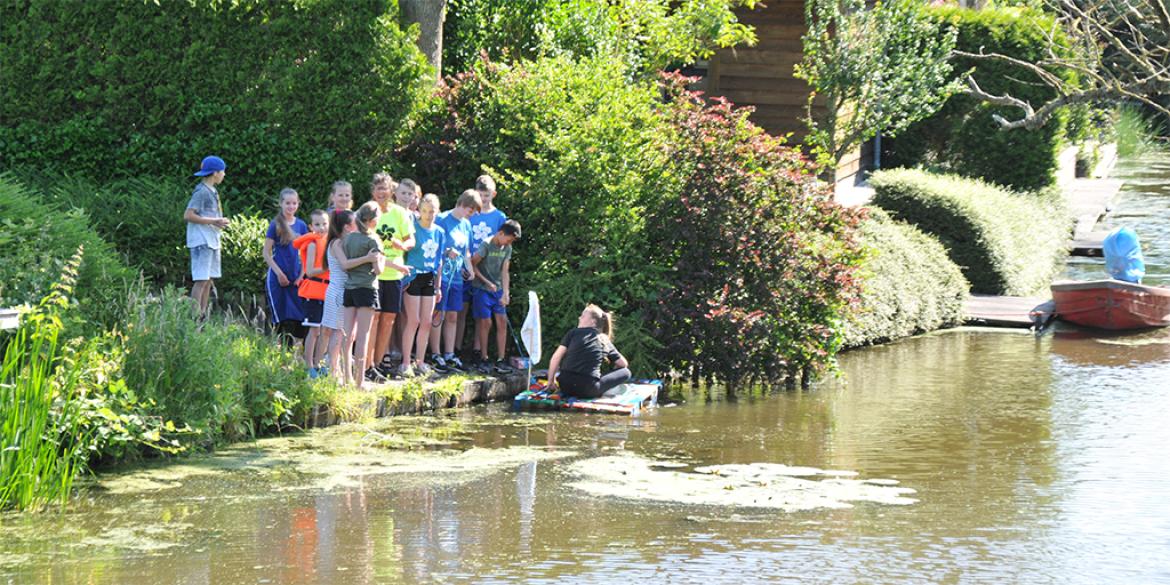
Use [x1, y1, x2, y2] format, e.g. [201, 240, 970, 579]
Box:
[264, 188, 310, 342]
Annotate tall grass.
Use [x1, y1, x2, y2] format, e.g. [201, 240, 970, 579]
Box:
[0, 253, 90, 511]
[1115, 106, 1167, 158]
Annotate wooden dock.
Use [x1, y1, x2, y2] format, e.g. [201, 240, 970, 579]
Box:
[963, 295, 1056, 329]
[1067, 178, 1124, 242]
[1070, 231, 1107, 257]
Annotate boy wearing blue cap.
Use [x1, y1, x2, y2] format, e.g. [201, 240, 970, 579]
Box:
[184, 155, 231, 316]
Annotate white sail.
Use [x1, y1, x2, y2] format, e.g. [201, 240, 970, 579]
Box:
[521, 290, 542, 365]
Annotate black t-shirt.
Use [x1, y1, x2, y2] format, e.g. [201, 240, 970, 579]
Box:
[559, 327, 623, 380]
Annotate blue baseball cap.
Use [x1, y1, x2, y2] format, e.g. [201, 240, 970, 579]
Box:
[193, 155, 226, 177]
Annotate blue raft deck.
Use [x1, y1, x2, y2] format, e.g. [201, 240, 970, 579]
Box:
[513, 379, 662, 416]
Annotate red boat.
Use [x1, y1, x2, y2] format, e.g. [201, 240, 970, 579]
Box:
[1051, 280, 1170, 330]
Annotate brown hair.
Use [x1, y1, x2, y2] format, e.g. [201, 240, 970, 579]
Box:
[371, 172, 395, 192]
[354, 201, 380, 234]
[456, 188, 483, 212]
[584, 304, 613, 340]
[273, 188, 299, 245]
[326, 209, 354, 251]
[475, 174, 496, 193]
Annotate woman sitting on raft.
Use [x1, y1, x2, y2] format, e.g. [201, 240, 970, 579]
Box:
[545, 304, 631, 398]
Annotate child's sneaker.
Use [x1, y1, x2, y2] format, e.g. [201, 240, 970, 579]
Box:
[308, 367, 319, 380]
[365, 367, 388, 384]
[494, 360, 513, 374]
[397, 364, 415, 378]
[415, 362, 433, 376]
[429, 353, 448, 371]
[474, 359, 493, 374]
[445, 354, 464, 371]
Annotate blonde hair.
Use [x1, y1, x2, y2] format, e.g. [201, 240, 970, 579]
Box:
[584, 304, 613, 340]
[273, 188, 299, 245]
[456, 188, 483, 212]
[354, 201, 380, 234]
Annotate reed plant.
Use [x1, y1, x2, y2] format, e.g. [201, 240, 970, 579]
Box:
[1115, 106, 1166, 158]
[0, 252, 90, 511]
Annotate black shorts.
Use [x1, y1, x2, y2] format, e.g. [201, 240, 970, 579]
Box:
[377, 279, 401, 313]
[406, 272, 436, 296]
[301, 299, 324, 327]
[343, 287, 380, 309]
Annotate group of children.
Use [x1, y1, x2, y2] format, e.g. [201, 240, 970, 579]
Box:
[184, 155, 523, 389]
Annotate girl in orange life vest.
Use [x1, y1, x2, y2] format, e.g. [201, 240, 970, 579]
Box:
[294, 209, 331, 378]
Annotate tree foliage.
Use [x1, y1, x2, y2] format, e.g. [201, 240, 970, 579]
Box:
[443, 0, 759, 77]
[795, 0, 960, 168]
[962, 0, 1170, 129]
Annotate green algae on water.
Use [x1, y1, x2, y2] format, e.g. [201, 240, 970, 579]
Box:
[566, 454, 917, 511]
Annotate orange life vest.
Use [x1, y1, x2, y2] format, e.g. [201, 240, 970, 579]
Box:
[293, 232, 329, 300]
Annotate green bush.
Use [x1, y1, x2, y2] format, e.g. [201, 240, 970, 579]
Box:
[398, 56, 680, 370]
[121, 286, 324, 446]
[399, 58, 865, 382]
[885, 6, 1081, 191]
[0, 0, 430, 210]
[0, 174, 135, 331]
[869, 168, 1070, 296]
[841, 209, 968, 348]
[11, 169, 271, 305]
[646, 74, 865, 382]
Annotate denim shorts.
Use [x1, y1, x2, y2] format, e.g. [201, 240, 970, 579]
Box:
[190, 245, 222, 281]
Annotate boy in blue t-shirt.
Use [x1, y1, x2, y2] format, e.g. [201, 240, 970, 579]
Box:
[459, 175, 507, 359]
[428, 189, 483, 371]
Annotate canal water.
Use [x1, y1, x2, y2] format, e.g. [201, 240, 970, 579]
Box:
[2, 154, 1168, 584]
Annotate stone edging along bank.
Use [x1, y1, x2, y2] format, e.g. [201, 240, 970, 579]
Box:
[304, 369, 531, 429]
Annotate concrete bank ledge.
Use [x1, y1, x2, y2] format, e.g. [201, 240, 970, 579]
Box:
[305, 370, 530, 429]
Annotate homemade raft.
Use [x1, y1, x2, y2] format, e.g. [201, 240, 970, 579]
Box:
[513, 379, 662, 416]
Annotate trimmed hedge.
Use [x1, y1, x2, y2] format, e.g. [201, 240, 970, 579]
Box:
[869, 168, 1070, 296]
[0, 0, 430, 210]
[0, 174, 135, 331]
[885, 6, 1084, 191]
[842, 209, 968, 348]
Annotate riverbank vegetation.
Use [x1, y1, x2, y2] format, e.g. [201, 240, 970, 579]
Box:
[869, 169, 1070, 296]
[842, 210, 968, 348]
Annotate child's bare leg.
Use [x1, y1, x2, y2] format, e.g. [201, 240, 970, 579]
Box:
[191, 280, 211, 315]
[457, 307, 473, 354]
[442, 312, 459, 355]
[428, 312, 443, 356]
[415, 296, 437, 364]
[354, 308, 376, 389]
[327, 327, 347, 382]
[476, 318, 491, 361]
[493, 313, 508, 361]
[401, 294, 421, 369]
[303, 327, 319, 369]
[373, 313, 396, 367]
[341, 308, 358, 385]
[315, 328, 332, 367]
[391, 312, 405, 355]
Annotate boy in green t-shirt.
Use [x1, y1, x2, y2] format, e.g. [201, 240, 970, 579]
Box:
[470, 219, 521, 373]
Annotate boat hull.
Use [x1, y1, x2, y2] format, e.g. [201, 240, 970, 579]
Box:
[1051, 280, 1170, 330]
